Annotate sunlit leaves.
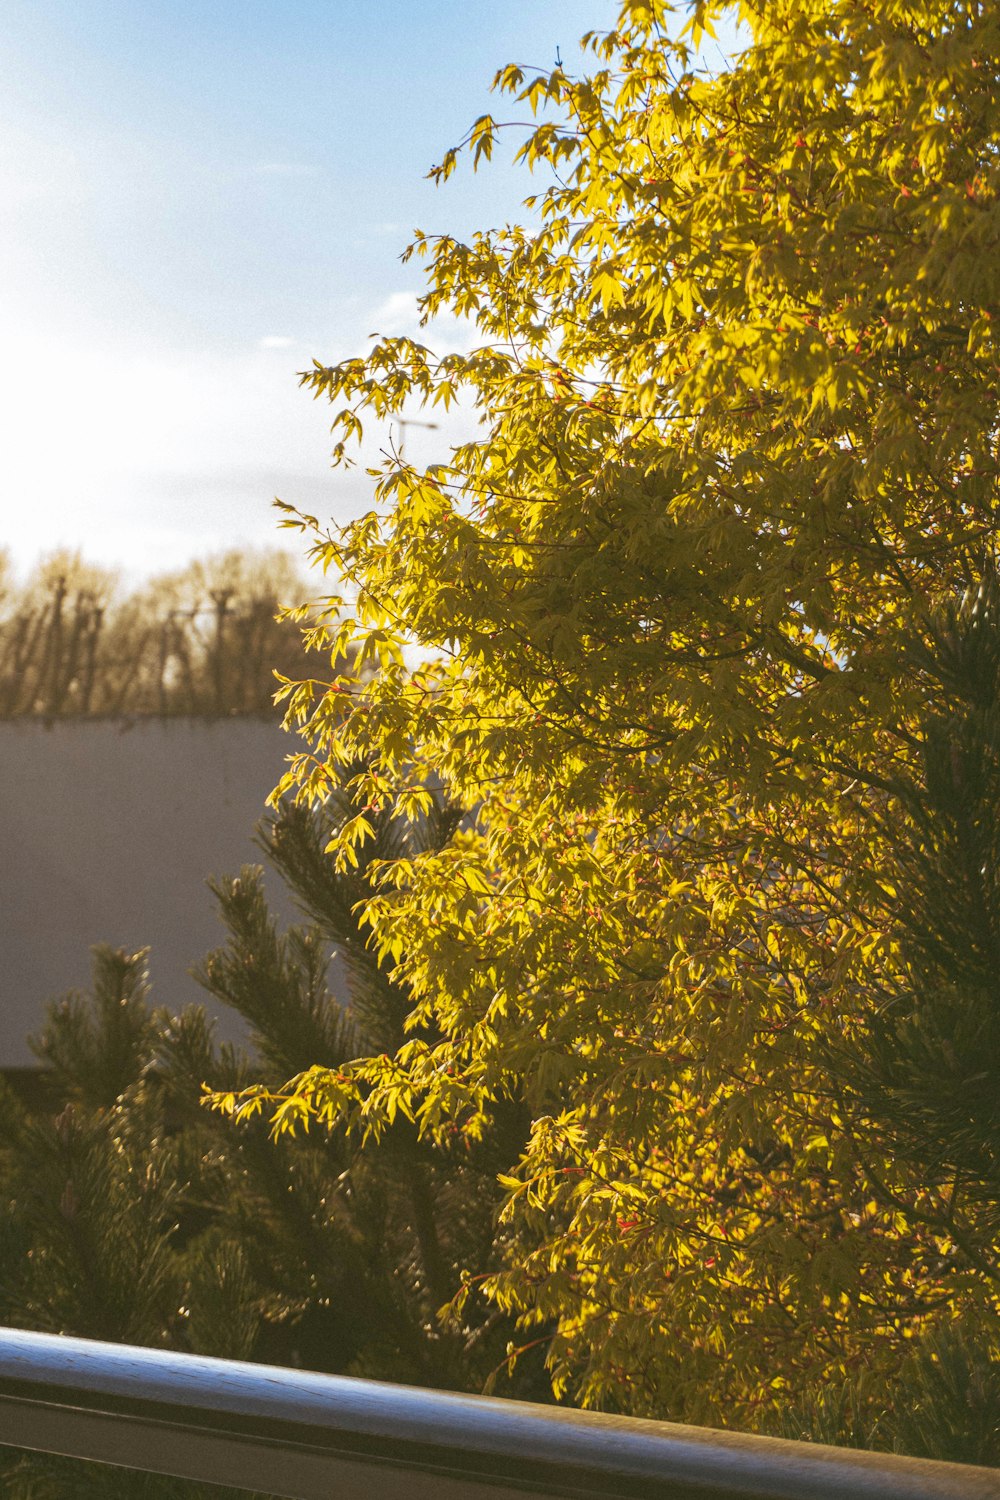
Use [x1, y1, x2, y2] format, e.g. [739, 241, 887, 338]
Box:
[228, 0, 1000, 1424]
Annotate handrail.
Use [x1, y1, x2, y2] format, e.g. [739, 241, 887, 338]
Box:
[0, 1328, 996, 1499]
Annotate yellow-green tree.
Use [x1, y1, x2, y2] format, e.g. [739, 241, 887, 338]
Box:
[223, 0, 1000, 1427]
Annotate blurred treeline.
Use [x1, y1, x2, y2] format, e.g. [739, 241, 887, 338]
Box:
[0, 549, 313, 718]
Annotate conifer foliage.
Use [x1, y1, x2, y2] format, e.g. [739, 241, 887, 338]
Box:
[0, 783, 531, 1496]
[838, 574, 1000, 1280]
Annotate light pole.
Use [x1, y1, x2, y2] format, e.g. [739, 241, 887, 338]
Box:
[394, 416, 438, 459]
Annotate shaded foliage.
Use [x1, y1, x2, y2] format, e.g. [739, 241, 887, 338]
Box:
[0, 782, 538, 1496]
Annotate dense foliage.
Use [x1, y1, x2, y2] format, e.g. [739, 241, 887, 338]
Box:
[217, 0, 1000, 1439]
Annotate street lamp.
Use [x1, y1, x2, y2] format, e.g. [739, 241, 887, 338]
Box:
[394, 417, 439, 458]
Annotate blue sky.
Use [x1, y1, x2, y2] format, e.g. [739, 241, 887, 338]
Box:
[2, 0, 618, 579]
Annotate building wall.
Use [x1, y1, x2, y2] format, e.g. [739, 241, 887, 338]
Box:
[0, 718, 324, 1067]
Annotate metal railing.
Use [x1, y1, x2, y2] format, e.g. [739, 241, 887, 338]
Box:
[0, 1327, 996, 1499]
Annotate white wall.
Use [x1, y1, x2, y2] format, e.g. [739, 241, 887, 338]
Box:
[0, 719, 325, 1067]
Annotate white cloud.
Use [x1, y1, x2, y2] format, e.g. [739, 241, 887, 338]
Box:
[367, 291, 480, 354]
[368, 291, 423, 337]
[2, 284, 486, 581]
[0, 327, 343, 576]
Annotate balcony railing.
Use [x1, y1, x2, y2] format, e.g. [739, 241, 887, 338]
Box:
[0, 1326, 996, 1499]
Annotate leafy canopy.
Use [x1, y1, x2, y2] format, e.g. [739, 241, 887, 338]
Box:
[220, 0, 1000, 1420]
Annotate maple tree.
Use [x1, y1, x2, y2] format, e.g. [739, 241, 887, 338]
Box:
[219, 0, 1000, 1427]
